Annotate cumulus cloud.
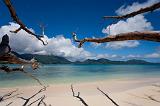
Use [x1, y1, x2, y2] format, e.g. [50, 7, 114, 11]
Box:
[145, 53, 160, 58]
[102, 0, 155, 49]
[116, 0, 159, 15]
[0, 22, 92, 62]
[102, 15, 153, 35]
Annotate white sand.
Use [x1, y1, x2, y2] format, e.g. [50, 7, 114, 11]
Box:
[0, 77, 160, 106]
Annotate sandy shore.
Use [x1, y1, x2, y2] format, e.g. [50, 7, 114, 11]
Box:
[0, 77, 160, 106]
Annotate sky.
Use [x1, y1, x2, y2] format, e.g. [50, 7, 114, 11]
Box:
[0, 0, 160, 62]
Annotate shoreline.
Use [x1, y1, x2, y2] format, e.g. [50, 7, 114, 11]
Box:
[0, 77, 160, 106]
[0, 76, 160, 88]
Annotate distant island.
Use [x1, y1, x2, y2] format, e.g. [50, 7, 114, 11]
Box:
[9, 52, 159, 65]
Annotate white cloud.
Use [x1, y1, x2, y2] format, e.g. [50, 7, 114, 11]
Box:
[102, 0, 155, 49]
[0, 22, 92, 62]
[145, 53, 160, 58]
[102, 15, 153, 35]
[116, 0, 159, 15]
[105, 40, 140, 49]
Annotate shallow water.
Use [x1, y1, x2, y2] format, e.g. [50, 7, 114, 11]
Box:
[0, 64, 160, 87]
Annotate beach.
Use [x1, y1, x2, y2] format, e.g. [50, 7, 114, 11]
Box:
[0, 77, 160, 106]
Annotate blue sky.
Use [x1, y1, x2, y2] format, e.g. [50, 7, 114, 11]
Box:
[0, 0, 160, 62]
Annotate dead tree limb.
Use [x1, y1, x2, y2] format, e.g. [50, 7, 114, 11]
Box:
[0, 65, 43, 86]
[97, 87, 119, 106]
[3, 0, 48, 45]
[18, 86, 47, 106]
[0, 89, 21, 102]
[72, 31, 160, 48]
[0, 53, 39, 70]
[27, 95, 47, 106]
[37, 95, 47, 106]
[71, 85, 88, 106]
[103, 2, 160, 19]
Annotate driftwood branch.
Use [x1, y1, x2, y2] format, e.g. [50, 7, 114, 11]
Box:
[0, 53, 39, 70]
[71, 85, 88, 106]
[3, 0, 48, 45]
[103, 2, 160, 19]
[0, 65, 43, 86]
[18, 86, 47, 106]
[72, 31, 160, 48]
[28, 95, 48, 106]
[0, 89, 21, 104]
[97, 87, 119, 106]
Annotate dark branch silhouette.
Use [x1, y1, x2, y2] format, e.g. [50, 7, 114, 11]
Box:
[18, 86, 47, 106]
[72, 31, 160, 48]
[0, 89, 21, 103]
[97, 87, 119, 106]
[3, 0, 48, 45]
[103, 2, 160, 19]
[72, 2, 160, 48]
[0, 34, 39, 70]
[28, 95, 48, 106]
[0, 65, 43, 86]
[71, 85, 88, 106]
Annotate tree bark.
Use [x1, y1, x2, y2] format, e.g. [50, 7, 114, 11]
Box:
[103, 2, 160, 19]
[72, 31, 160, 48]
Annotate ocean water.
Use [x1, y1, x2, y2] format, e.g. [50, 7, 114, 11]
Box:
[0, 64, 160, 87]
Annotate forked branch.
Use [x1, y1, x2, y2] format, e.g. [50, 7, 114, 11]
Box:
[18, 86, 47, 106]
[103, 2, 160, 19]
[71, 85, 88, 106]
[72, 31, 160, 48]
[0, 89, 21, 102]
[3, 0, 48, 45]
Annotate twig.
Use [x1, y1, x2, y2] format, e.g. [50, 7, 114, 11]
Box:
[97, 87, 119, 106]
[0, 89, 21, 106]
[0, 89, 20, 102]
[18, 86, 47, 106]
[71, 85, 88, 106]
[103, 2, 160, 19]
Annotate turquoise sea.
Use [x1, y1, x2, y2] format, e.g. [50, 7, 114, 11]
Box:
[0, 64, 160, 87]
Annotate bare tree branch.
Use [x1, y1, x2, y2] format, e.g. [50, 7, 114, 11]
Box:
[97, 87, 119, 106]
[72, 31, 160, 48]
[0, 89, 21, 103]
[3, 0, 48, 45]
[71, 85, 88, 106]
[0, 65, 43, 86]
[0, 53, 39, 70]
[18, 86, 47, 106]
[103, 2, 160, 19]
